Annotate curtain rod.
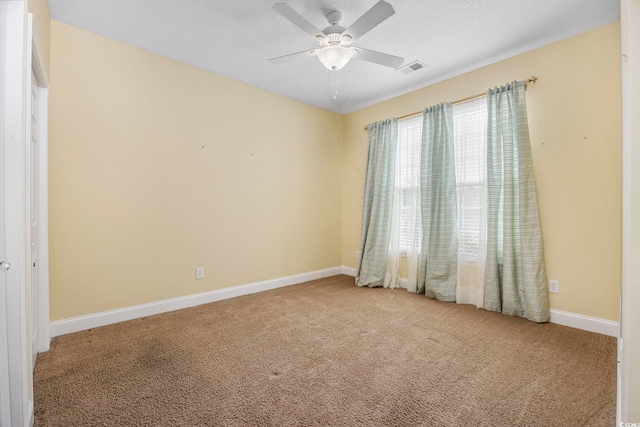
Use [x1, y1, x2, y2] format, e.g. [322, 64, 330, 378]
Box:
[363, 76, 538, 131]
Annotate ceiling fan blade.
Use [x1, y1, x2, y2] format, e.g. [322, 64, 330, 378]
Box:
[268, 49, 318, 65]
[272, 3, 325, 40]
[342, 0, 395, 41]
[352, 47, 404, 68]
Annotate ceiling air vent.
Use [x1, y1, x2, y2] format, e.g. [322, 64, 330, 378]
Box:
[397, 60, 427, 75]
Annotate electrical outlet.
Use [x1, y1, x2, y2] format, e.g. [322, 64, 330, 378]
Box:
[355, 251, 361, 260]
[196, 267, 204, 279]
[549, 279, 559, 294]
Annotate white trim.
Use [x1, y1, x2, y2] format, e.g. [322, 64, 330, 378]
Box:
[549, 309, 618, 337]
[0, 1, 11, 424]
[340, 266, 618, 336]
[51, 267, 343, 337]
[2, 1, 32, 426]
[50, 266, 621, 339]
[341, 266, 357, 277]
[619, 0, 640, 422]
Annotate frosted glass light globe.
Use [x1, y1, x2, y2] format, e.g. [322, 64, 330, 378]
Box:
[317, 45, 352, 71]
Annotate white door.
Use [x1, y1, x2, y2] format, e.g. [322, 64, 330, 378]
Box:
[1, 1, 53, 423]
[0, 0, 13, 424]
[29, 68, 39, 369]
[1, 3, 37, 425]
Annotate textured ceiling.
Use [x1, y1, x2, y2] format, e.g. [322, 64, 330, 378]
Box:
[49, 0, 619, 114]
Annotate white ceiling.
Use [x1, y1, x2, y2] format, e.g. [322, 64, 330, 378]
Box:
[49, 0, 619, 114]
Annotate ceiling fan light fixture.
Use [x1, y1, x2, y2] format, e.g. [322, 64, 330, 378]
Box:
[269, 2, 404, 71]
[317, 45, 352, 70]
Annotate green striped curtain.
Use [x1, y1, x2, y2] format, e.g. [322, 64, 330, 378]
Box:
[484, 81, 549, 322]
[418, 103, 458, 301]
[356, 119, 398, 288]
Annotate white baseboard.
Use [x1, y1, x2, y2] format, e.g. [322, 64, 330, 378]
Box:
[341, 266, 357, 276]
[51, 266, 619, 339]
[549, 309, 618, 337]
[340, 266, 618, 337]
[50, 266, 343, 338]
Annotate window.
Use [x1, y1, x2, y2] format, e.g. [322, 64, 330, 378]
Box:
[392, 97, 487, 259]
[453, 97, 487, 259]
[396, 115, 422, 254]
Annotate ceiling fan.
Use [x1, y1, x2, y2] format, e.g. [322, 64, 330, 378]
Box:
[268, 1, 404, 71]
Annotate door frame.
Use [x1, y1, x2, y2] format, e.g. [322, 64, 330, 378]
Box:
[1, 1, 31, 425]
[0, 1, 50, 425]
[0, 1, 12, 425]
[619, 0, 640, 423]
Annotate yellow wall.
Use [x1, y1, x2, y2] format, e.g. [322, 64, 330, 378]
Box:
[342, 23, 622, 321]
[27, 0, 50, 75]
[50, 18, 621, 323]
[49, 21, 343, 320]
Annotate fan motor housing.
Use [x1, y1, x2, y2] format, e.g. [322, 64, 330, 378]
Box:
[323, 25, 345, 36]
[326, 10, 342, 26]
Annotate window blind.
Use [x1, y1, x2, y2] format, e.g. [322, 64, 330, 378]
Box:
[396, 115, 422, 253]
[453, 96, 487, 258]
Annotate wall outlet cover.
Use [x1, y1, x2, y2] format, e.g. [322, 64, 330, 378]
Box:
[549, 279, 559, 293]
[196, 267, 204, 279]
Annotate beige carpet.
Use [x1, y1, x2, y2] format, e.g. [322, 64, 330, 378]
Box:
[34, 275, 616, 426]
